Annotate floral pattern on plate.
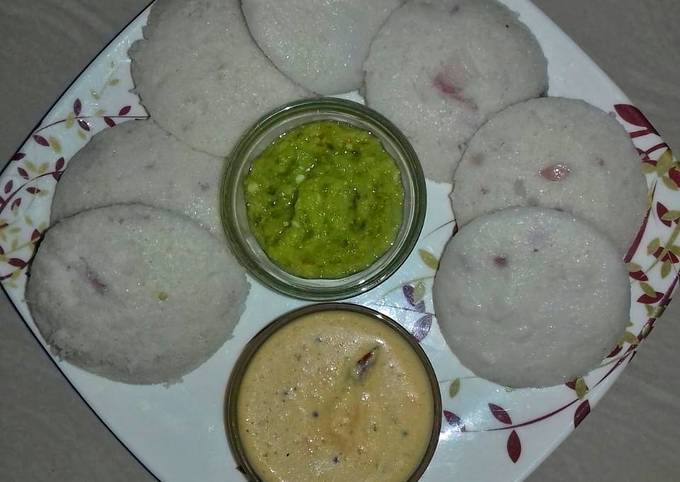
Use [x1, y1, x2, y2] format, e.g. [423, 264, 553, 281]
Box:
[1, 1, 678, 481]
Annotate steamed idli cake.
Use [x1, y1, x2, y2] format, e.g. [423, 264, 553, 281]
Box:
[433, 207, 629, 388]
[129, 0, 309, 157]
[26, 204, 249, 384]
[242, 0, 403, 94]
[363, 0, 548, 182]
[51, 120, 223, 237]
[451, 97, 647, 253]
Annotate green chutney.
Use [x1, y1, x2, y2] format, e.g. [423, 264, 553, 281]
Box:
[244, 120, 404, 279]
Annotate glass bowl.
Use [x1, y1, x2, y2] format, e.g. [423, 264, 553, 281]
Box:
[224, 302, 442, 482]
[220, 98, 426, 301]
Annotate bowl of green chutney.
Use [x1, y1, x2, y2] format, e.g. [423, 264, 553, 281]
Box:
[220, 98, 426, 301]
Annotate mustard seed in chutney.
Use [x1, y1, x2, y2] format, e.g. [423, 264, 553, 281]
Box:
[243, 120, 404, 279]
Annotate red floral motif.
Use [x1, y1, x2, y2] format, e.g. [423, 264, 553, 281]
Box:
[411, 314, 432, 342]
[507, 430, 521, 463]
[669, 167, 680, 189]
[573, 400, 591, 428]
[638, 290, 665, 305]
[615, 104, 659, 137]
[32, 134, 49, 147]
[489, 403, 513, 425]
[443, 410, 465, 432]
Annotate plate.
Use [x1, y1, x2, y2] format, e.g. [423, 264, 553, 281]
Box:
[2, 1, 678, 481]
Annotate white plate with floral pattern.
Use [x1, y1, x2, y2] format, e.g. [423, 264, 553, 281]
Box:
[2, 0, 678, 481]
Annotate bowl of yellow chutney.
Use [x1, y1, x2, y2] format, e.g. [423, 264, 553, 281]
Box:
[225, 303, 442, 482]
[220, 98, 426, 300]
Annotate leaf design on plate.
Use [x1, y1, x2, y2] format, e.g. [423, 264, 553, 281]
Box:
[443, 410, 465, 431]
[639, 321, 654, 340]
[647, 238, 661, 256]
[625, 205, 651, 263]
[489, 403, 512, 425]
[622, 331, 639, 345]
[78, 119, 90, 131]
[402, 284, 415, 305]
[73, 98, 82, 116]
[419, 249, 439, 270]
[10, 152, 25, 161]
[657, 202, 672, 227]
[8, 258, 26, 268]
[26, 187, 41, 195]
[668, 167, 680, 189]
[661, 261, 672, 279]
[574, 378, 589, 399]
[662, 210, 680, 223]
[4, 180, 13, 194]
[17, 167, 29, 180]
[33, 134, 49, 147]
[412, 281, 426, 303]
[638, 291, 664, 305]
[652, 246, 679, 264]
[119, 105, 132, 116]
[507, 430, 521, 463]
[626, 262, 648, 282]
[449, 378, 461, 398]
[104, 116, 116, 127]
[574, 400, 591, 428]
[48, 136, 61, 154]
[55, 157, 65, 172]
[614, 104, 658, 134]
[411, 314, 432, 342]
[655, 150, 674, 177]
[607, 344, 623, 358]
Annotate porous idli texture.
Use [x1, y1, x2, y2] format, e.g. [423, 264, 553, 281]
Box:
[242, 0, 404, 94]
[129, 0, 310, 157]
[26, 205, 249, 384]
[364, 0, 548, 182]
[451, 97, 647, 254]
[433, 208, 629, 388]
[51, 120, 224, 238]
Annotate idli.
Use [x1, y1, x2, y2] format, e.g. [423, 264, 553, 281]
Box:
[51, 119, 223, 238]
[242, 0, 403, 94]
[451, 97, 647, 253]
[26, 204, 249, 384]
[129, 0, 309, 157]
[364, 0, 548, 182]
[433, 207, 629, 388]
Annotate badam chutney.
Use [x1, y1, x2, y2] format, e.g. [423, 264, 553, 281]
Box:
[235, 309, 436, 482]
[243, 120, 404, 279]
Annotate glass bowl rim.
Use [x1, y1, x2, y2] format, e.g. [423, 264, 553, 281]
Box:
[224, 302, 443, 482]
[219, 97, 427, 301]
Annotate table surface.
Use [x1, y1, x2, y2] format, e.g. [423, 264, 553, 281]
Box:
[1, 1, 679, 481]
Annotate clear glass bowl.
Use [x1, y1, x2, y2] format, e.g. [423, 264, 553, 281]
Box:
[224, 303, 442, 482]
[220, 98, 426, 301]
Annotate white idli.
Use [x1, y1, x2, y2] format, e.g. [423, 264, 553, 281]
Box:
[129, 0, 309, 157]
[433, 207, 629, 388]
[451, 97, 648, 253]
[242, 0, 403, 94]
[26, 204, 249, 384]
[51, 119, 224, 238]
[364, 0, 548, 182]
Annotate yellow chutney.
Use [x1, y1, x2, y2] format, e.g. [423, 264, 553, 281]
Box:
[231, 307, 439, 482]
